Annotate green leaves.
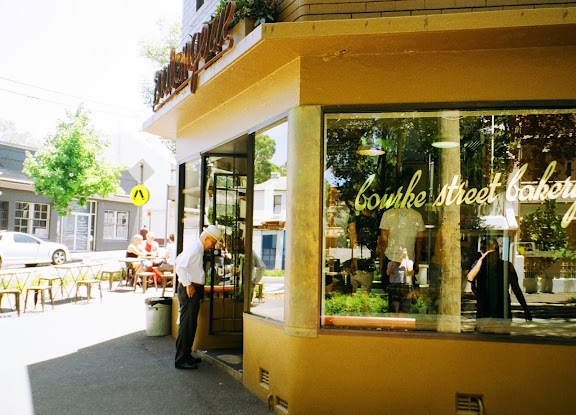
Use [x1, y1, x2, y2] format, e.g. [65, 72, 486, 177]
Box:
[324, 293, 389, 316]
[520, 199, 568, 251]
[23, 107, 123, 216]
[254, 133, 282, 184]
[213, 0, 278, 28]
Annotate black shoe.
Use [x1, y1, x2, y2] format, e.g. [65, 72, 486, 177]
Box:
[175, 362, 198, 370]
[188, 356, 202, 365]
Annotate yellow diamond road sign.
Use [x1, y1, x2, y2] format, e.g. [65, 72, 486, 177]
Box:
[130, 185, 150, 206]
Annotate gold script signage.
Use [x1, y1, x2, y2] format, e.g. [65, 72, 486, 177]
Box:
[355, 161, 576, 228]
[152, 1, 236, 110]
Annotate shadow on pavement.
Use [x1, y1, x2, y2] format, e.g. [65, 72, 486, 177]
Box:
[28, 331, 270, 415]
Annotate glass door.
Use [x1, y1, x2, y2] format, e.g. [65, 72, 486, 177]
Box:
[204, 154, 249, 334]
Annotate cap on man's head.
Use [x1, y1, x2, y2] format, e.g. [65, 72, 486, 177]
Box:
[204, 225, 223, 242]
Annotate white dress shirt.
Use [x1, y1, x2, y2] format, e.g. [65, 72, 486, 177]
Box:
[175, 239, 205, 286]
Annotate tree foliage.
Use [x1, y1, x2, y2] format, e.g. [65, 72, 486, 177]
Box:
[139, 19, 181, 108]
[0, 119, 38, 147]
[520, 200, 568, 251]
[23, 107, 123, 216]
[213, 0, 279, 27]
[139, 19, 180, 156]
[254, 133, 281, 184]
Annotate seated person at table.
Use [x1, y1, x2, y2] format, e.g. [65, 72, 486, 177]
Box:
[141, 232, 163, 284]
[127, 234, 147, 258]
[144, 232, 160, 257]
[156, 234, 176, 273]
[126, 235, 147, 284]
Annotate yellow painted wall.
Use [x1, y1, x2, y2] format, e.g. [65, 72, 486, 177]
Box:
[157, 11, 576, 414]
[241, 32, 576, 415]
[171, 297, 243, 350]
[176, 58, 301, 160]
[300, 46, 576, 105]
[245, 315, 576, 415]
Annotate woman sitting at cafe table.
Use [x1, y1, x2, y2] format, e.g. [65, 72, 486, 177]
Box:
[126, 234, 147, 285]
[141, 232, 163, 284]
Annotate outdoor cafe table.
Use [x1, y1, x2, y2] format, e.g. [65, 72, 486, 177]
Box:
[0, 268, 34, 292]
[118, 257, 143, 283]
[118, 256, 159, 282]
[0, 268, 34, 313]
[53, 262, 104, 298]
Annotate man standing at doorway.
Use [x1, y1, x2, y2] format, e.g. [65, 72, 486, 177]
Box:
[174, 225, 223, 370]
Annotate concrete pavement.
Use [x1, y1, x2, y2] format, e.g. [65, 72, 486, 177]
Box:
[0, 280, 271, 415]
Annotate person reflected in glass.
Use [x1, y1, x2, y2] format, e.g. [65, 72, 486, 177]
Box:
[386, 247, 413, 313]
[467, 238, 532, 332]
[348, 208, 379, 294]
[378, 206, 425, 291]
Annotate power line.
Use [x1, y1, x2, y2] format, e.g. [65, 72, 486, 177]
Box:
[0, 86, 147, 118]
[0, 75, 146, 115]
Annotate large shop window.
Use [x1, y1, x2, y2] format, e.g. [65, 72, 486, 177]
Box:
[250, 122, 288, 322]
[322, 109, 576, 339]
[14, 201, 49, 238]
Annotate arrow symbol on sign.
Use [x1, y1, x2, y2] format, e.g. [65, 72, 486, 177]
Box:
[132, 189, 145, 201]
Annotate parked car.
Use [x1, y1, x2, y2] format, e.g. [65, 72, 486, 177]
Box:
[0, 231, 69, 268]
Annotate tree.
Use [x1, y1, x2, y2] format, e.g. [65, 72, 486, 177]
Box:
[0, 119, 38, 147]
[139, 19, 181, 108]
[23, 107, 124, 216]
[254, 134, 282, 183]
[520, 199, 568, 251]
[139, 18, 181, 156]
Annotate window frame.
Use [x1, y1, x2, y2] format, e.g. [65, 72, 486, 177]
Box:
[103, 209, 129, 240]
[320, 105, 576, 344]
[14, 201, 50, 237]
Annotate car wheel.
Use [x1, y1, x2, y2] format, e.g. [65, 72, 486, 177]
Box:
[52, 249, 66, 265]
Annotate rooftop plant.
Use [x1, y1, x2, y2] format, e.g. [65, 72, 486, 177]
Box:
[213, 0, 278, 28]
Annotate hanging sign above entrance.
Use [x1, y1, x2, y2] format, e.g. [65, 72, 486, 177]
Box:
[131, 185, 150, 206]
[152, 1, 236, 111]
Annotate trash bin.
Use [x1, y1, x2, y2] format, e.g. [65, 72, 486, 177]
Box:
[145, 297, 172, 336]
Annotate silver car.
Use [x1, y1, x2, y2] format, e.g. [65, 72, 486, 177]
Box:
[0, 231, 69, 268]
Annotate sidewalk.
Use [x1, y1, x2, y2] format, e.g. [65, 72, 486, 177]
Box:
[0, 285, 270, 415]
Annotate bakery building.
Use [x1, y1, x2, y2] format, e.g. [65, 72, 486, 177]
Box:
[144, 1, 576, 414]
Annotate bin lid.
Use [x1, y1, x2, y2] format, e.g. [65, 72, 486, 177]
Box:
[145, 297, 172, 306]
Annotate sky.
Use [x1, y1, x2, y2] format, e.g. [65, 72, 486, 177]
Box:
[0, 0, 182, 146]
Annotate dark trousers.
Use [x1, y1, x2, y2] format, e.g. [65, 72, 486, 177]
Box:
[175, 282, 202, 365]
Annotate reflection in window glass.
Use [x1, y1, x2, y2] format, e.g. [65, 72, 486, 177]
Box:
[0, 201, 8, 230]
[14, 201, 50, 237]
[322, 110, 576, 339]
[251, 122, 287, 322]
[183, 158, 202, 244]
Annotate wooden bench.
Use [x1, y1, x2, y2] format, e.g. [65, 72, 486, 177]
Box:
[75, 279, 103, 303]
[0, 289, 21, 316]
[25, 285, 55, 312]
[101, 269, 124, 290]
[134, 271, 158, 293]
[161, 273, 174, 296]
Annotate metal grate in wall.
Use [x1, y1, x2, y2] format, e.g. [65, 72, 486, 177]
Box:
[259, 368, 270, 388]
[456, 393, 484, 415]
[275, 396, 288, 414]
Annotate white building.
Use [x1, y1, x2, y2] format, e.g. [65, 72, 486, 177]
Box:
[252, 172, 286, 270]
